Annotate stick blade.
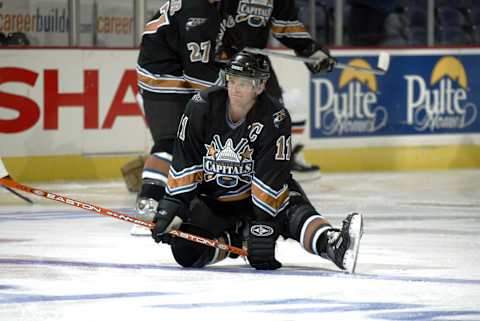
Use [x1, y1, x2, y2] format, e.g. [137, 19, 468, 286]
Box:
[377, 52, 390, 73]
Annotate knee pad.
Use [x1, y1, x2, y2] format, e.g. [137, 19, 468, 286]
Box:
[286, 195, 332, 255]
[171, 224, 240, 268]
[171, 224, 216, 268]
[286, 196, 317, 240]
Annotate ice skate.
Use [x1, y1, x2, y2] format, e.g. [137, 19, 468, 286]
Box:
[325, 213, 363, 273]
[291, 144, 321, 182]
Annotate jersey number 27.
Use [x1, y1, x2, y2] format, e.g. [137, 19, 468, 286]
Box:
[187, 41, 211, 63]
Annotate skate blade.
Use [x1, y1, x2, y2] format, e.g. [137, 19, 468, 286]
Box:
[343, 213, 364, 274]
[130, 224, 151, 236]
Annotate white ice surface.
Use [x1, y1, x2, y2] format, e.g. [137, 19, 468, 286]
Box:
[1, 170, 479, 321]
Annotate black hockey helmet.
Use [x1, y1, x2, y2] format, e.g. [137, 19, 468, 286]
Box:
[225, 51, 270, 81]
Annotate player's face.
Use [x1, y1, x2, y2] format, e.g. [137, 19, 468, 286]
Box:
[227, 75, 265, 121]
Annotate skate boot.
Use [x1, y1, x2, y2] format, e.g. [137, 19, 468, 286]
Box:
[325, 213, 364, 273]
[291, 144, 321, 182]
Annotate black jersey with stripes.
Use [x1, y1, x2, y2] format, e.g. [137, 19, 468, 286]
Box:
[216, 0, 317, 59]
[166, 86, 292, 219]
[137, 0, 222, 98]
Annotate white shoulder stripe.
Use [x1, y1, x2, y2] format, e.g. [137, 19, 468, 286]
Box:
[253, 176, 288, 198]
[252, 194, 289, 217]
[169, 165, 204, 178]
[166, 183, 198, 196]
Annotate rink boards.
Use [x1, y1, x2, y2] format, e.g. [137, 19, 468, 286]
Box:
[1, 48, 479, 180]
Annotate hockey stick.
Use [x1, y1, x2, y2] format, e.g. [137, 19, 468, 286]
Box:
[0, 177, 247, 257]
[1, 185, 34, 204]
[0, 158, 32, 203]
[243, 47, 390, 75]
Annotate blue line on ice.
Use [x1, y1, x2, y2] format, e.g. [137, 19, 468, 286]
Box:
[1, 258, 479, 286]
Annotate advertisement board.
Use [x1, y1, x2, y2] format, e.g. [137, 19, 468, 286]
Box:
[0, 48, 478, 180]
[0, 49, 149, 158]
[0, 0, 135, 47]
[311, 51, 480, 138]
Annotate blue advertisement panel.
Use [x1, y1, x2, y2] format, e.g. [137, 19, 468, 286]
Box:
[310, 53, 480, 138]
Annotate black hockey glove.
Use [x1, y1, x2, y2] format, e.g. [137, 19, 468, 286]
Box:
[151, 197, 188, 243]
[247, 221, 282, 270]
[296, 43, 336, 74]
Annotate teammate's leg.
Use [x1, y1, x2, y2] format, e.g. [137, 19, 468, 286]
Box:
[137, 94, 190, 206]
[131, 94, 191, 235]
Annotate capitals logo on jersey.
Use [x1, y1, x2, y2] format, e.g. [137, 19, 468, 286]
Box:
[236, 0, 273, 27]
[203, 135, 254, 188]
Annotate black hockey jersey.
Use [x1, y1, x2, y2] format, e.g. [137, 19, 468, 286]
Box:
[166, 87, 292, 218]
[216, 0, 317, 59]
[137, 0, 222, 97]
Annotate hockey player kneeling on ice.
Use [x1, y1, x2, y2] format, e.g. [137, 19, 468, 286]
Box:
[150, 52, 363, 272]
